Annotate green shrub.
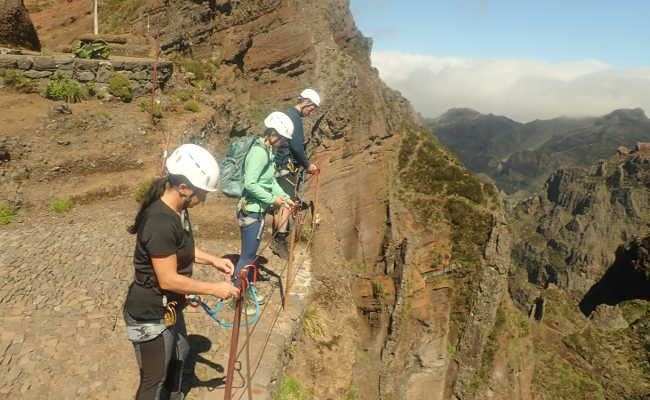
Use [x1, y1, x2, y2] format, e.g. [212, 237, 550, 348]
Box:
[0, 202, 17, 225]
[168, 54, 218, 88]
[51, 198, 73, 213]
[2, 69, 38, 93]
[183, 100, 199, 112]
[44, 73, 83, 103]
[179, 59, 215, 81]
[108, 72, 132, 102]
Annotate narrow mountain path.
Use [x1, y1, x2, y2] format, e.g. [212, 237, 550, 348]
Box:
[0, 196, 312, 399]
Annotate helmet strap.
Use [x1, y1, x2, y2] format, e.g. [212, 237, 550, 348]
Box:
[182, 193, 194, 209]
[177, 185, 195, 209]
[298, 103, 311, 116]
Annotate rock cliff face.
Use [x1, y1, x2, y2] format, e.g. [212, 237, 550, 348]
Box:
[0, 0, 41, 50]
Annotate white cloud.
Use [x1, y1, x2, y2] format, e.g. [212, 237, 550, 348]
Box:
[371, 51, 650, 122]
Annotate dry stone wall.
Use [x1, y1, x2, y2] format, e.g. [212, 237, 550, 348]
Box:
[0, 53, 173, 96]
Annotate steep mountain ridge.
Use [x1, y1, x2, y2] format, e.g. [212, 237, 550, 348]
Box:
[426, 108, 650, 194]
[425, 108, 594, 175]
[500, 107, 650, 192]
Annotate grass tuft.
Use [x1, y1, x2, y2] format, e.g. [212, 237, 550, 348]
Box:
[134, 178, 157, 202]
[51, 198, 73, 213]
[0, 202, 18, 224]
[302, 306, 326, 342]
[139, 100, 163, 119]
[183, 100, 199, 113]
[273, 376, 310, 400]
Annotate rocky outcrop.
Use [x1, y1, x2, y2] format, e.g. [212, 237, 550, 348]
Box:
[508, 154, 650, 399]
[0, 0, 40, 51]
[511, 154, 650, 298]
[137, 1, 512, 398]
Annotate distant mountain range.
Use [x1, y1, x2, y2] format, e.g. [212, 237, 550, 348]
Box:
[425, 108, 650, 193]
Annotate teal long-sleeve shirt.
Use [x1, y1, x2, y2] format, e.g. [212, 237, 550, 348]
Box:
[238, 142, 289, 214]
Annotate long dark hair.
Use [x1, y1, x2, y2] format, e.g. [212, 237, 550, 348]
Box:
[127, 174, 190, 234]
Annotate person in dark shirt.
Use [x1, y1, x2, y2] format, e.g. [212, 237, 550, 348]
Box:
[271, 88, 321, 258]
[123, 144, 239, 400]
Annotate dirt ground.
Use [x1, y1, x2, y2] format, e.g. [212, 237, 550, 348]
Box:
[0, 86, 216, 214]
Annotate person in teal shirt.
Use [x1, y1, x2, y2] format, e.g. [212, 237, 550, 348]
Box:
[235, 112, 296, 289]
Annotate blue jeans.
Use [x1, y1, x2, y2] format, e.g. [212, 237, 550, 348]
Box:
[235, 211, 264, 284]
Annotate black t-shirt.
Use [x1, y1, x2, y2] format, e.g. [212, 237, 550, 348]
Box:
[124, 200, 195, 321]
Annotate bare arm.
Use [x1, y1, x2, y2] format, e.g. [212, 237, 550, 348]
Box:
[152, 254, 238, 299]
[194, 247, 234, 276]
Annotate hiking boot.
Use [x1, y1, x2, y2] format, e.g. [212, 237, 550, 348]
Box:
[230, 286, 266, 316]
[249, 284, 268, 305]
[270, 237, 289, 259]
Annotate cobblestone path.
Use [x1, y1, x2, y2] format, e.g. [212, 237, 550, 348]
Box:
[1, 198, 311, 399]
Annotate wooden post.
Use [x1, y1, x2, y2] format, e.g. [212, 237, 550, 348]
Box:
[93, 0, 98, 35]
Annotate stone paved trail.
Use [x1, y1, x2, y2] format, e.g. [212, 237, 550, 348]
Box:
[0, 197, 312, 399]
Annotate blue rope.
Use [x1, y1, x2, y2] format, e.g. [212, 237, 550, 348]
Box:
[188, 286, 260, 328]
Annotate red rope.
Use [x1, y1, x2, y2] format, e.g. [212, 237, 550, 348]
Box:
[224, 269, 249, 400]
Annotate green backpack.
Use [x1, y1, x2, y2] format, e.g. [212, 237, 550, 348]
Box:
[73, 40, 110, 60]
[220, 135, 268, 198]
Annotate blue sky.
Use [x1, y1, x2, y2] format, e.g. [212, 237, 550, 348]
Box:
[350, 0, 650, 67]
[350, 1, 650, 121]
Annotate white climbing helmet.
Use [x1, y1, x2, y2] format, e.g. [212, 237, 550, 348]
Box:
[299, 88, 321, 107]
[165, 143, 220, 192]
[264, 111, 294, 140]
